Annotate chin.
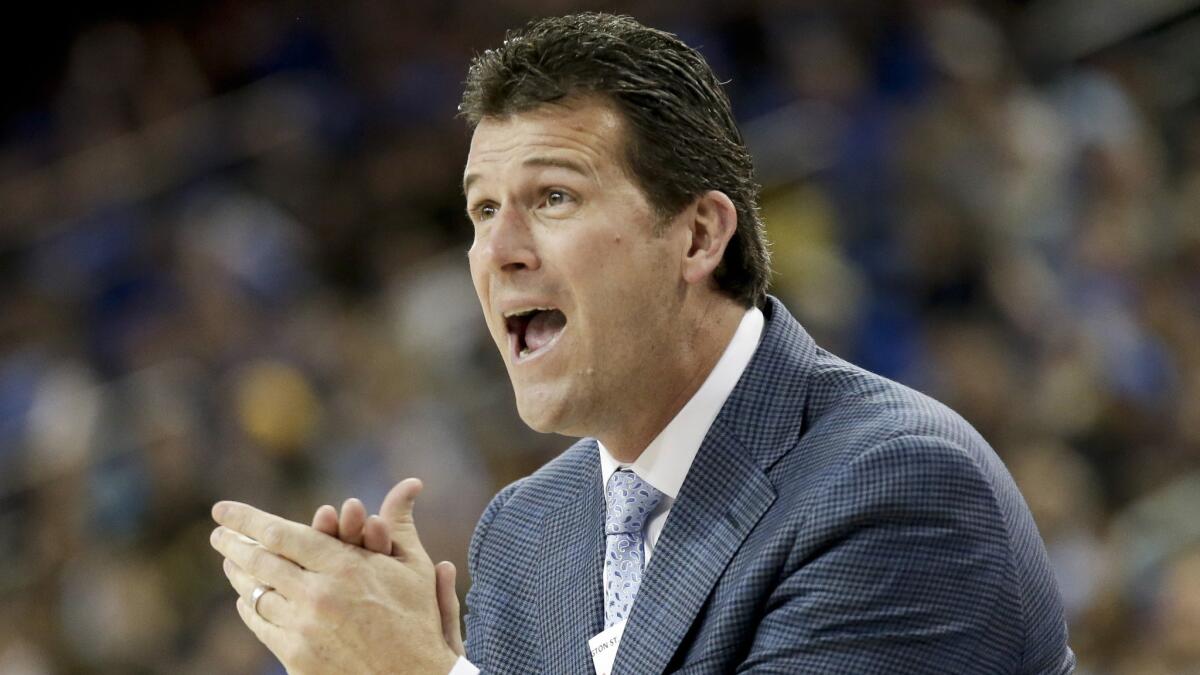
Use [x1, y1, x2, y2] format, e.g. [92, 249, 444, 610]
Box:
[518, 412, 558, 434]
[513, 387, 578, 436]
[514, 392, 561, 434]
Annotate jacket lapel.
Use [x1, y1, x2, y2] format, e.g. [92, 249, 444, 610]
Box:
[609, 298, 814, 673]
[611, 420, 776, 673]
[538, 445, 606, 673]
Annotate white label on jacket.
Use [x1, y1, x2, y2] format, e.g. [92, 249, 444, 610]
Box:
[588, 620, 626, 675]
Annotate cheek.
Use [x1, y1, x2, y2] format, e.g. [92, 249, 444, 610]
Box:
[467, 259, 496, 327]
[581, 244, 668, 329]
[579, 226, 646, 278]
[467, 252, 486, 297]
[568, 238, 631, 318]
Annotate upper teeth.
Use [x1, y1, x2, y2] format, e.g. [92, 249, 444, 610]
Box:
[503, 307, 554, 318]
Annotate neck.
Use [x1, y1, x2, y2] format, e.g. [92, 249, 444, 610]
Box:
[599, 295, 746, 463]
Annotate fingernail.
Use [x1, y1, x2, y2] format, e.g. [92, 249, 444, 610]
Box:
[223, 559, 232, 575]
[210, 527, 223, 546]
[212, 502, 228, 520]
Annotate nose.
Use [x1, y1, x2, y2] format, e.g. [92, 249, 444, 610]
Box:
[475, 205, 539, 273]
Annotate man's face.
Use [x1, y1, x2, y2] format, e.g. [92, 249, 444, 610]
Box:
[464, 99, 688, 437]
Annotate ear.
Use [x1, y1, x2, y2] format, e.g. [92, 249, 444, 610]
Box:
[681, 190, 738, 287]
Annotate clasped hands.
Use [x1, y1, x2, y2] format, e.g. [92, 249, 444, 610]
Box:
[209, 478, 463, 674]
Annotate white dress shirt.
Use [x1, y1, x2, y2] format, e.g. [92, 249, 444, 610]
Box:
[450, 306, 764, 675]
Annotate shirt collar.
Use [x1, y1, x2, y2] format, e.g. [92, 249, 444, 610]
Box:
[598, 306, 764, 500]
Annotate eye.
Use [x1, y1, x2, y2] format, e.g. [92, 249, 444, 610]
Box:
[471, 202, 498, 221]
[544, 189, 574, 209]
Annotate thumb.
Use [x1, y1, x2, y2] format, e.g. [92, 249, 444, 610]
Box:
[436, 561, 465, 657]
[380, 477, 428, 562]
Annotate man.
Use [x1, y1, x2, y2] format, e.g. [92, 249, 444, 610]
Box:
[210, 13, 1077, 674]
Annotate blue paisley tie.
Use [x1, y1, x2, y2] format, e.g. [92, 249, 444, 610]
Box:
[603, 469, 663, 628]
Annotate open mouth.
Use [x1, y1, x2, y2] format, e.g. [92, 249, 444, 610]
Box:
[504, 307, 567, 362]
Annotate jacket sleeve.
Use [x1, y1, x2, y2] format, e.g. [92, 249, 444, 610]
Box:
[736, 435, 1074, 674]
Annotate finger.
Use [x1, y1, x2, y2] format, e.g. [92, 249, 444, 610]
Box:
[211, 525, 307, 597]
[363, 515, 393, 555]
[312, 504, 339, 537]
[213, 501, 338, 572]
[379, 478, 429, 562]
[223, 559, 293, 627]
[435, 560, 465, 656]
[235, 594, 290, 659]
[338, 498, 366, 547]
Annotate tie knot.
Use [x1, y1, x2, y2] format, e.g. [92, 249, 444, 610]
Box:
[604, 469, 663, 535]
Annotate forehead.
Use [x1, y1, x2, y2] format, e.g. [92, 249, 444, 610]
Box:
[463, 99, 629, 184]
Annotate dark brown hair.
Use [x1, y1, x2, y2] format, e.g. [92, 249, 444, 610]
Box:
[460, 12, 771, 307]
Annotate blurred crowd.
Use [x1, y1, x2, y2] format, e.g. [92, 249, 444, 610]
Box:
[0, 1, 1197, 673]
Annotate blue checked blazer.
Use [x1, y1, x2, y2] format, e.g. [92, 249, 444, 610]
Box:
[464, 297, 1076, 674]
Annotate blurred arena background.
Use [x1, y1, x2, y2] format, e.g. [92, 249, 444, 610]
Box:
[1, 1, 1198, 672]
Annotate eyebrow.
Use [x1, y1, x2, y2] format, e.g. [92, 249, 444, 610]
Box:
[462, 156, 593, 195]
